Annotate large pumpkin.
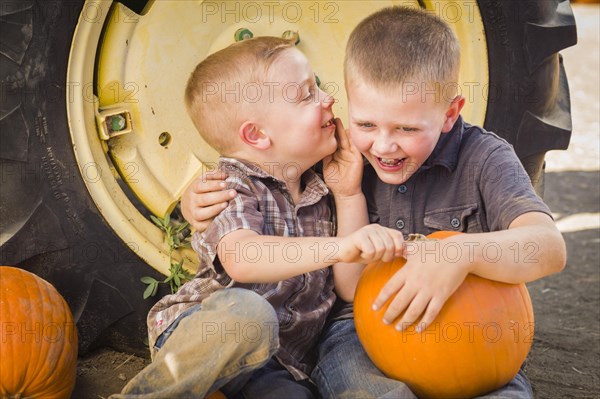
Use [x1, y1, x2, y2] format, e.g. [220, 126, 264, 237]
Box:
[354, 232, 534, 399]
[0, 266, 78, 398]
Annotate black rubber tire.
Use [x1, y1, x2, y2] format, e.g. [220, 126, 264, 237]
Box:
[477, 0, 577, 195]
[0, 0, 577, 355]
[0, 0, 165, 356]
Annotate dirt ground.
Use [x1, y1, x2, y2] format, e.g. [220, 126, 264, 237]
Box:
[71, 4, 600, 398]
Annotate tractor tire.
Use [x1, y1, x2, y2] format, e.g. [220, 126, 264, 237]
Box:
[0, 0, 164, 356]
[0, 0, 577, 356]
[478, 0, 576, 194]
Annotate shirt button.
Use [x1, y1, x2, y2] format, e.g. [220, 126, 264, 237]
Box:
[451, 218, 461, 229]
[395, 219, 405, 229]
[397, 185, 408, 194]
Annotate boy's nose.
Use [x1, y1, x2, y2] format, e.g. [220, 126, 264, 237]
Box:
[373, 134, 399, 154]
[320, 90, 334, 109]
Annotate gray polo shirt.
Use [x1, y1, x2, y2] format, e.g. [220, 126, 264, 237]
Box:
[362, 116, 552, 235]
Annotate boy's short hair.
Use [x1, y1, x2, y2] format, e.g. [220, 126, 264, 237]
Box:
[345, 6, 460, 100]
[185, 37, 293, 154]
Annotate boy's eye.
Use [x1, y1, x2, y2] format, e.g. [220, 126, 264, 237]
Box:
[302, 83, 318, 102]
[357, 122, 375, 128]
[303, 91, 314, 102]
[400, 127, 418, 132]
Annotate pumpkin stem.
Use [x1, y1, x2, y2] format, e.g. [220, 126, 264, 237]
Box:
[407, 233, 435, 241]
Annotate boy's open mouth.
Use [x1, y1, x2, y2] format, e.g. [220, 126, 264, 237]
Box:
[377, 157, 405, 167]
[321, 118, 334, 128]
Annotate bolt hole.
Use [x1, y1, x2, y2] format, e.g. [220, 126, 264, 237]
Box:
[159, 132, 172, 147]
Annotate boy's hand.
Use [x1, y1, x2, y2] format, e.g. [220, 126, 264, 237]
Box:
[372, 239, 469, 332]
[181, 170, 236, 232]
[338, 224, 405, 264]
[322, 118, 364, 197]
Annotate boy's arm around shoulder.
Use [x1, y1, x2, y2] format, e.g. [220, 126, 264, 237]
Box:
[448, 211, 566, 283]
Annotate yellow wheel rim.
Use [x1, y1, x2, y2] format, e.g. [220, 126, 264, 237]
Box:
[67, 0, 487, 275]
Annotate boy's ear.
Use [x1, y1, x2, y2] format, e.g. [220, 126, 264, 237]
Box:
[441, 96, 466, 133]
[239, 121, 271, 150]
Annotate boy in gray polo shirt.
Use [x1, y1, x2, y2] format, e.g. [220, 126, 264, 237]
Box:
[113, 37, 405, 399]
[183, 7, 567, 399]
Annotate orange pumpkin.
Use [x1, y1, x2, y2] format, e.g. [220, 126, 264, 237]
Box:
[354, 232, 534, 399]
[0, 266, 78, 398]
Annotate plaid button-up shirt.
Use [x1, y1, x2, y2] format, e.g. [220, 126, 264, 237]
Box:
[147, 157, 336, 380]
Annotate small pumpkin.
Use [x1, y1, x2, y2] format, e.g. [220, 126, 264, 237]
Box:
[354, 232, 534, 399]
[0, 266, 78, 399]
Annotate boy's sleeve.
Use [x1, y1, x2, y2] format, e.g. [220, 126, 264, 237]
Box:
[192, 176, 264, 260]
[479, 142, 553, 231]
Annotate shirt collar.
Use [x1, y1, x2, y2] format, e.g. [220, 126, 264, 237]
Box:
[218, 157, 330, 203]
[421, 115, 465, 172]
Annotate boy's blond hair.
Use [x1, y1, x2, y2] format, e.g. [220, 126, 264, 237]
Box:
[185, 37, 293, 154]
[345, 6, 460, 100]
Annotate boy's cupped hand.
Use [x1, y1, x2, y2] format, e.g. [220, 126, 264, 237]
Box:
[322, 118, 364, 197]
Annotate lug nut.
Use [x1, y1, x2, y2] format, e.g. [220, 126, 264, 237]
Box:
[282, 30, 300, 45]
[234, 28, 253, 42]
[108, 114, 127, 133]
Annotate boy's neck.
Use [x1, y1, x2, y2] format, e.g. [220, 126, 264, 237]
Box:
[226, 151, 307, 203]
[285, 180, 303, 205]
[265, 164, 304, 204]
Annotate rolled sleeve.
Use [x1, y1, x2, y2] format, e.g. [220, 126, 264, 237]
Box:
[479, 143, 552, 231]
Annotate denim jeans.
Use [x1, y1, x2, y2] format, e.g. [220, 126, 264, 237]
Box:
[311, 319, 534, 399]
[110, 288, 280, 399]
[113, 292, 533, 398]
[225, 357, 319, 399]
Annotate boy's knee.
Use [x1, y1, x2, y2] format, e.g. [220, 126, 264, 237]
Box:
[204, 288, 279, 337]
[235, 288, 276, 313]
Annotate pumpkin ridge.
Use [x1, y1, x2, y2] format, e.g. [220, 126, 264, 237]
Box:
[43, 290, 77, 397]
[455, 278, 481, 396]
[486, 282, 502, 395]
[3, 269, 23, 395]
[22, 272, 48, 395]
[14, 269, 30, 395]
[0, 270, 14, 395]
[500, 281, 526, 386]
[516, 283, 535, 331]
[32, 275, 75, 397]
[34, 277, 59, 396]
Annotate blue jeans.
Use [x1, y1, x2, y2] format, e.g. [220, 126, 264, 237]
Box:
[110, 288, 280, 398]
[226, 357, 319, 399]
[311, 319, 534, 399]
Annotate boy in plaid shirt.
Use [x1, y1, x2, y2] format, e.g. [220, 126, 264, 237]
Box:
[114, 36, 403, 399]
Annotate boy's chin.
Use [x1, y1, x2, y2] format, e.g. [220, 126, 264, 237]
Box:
[372, 168, 411, 185]
[322, 140, 338, 158]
